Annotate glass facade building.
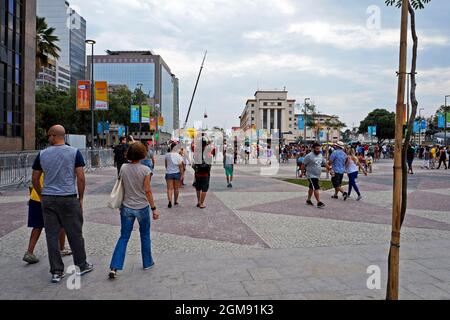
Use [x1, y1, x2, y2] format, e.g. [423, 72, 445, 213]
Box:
[0, 0, 24, 137]
[94, 62, 156, 96]
[161, 65, 173, 133]
[69, 9, 85, 87]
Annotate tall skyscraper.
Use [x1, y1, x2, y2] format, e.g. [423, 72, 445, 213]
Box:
[88, 50, 180, 134]
[0, 0, 36, 151]
[37, 0, 86, 90]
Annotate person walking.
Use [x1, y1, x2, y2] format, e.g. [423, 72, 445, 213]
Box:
[113, 136, 129, 177]
[407, 144, 415, 174]
[329, 141, 348, 200]
[23, 175, 72, 264]
[224, 146, 234, 188]
[31, 125, 93, 283]
[430, 146, 437, 169]
[437, 146, 448, 170]
[193, 138, 212, 209]
[179, 147, 188, 186]
[346, 149, 367, 201]
[165, 142, 184, 208]
[140, 142, 156, 181]
[300, 143, 332, 208]
[422, 147, 430, 169]
[109, 142, 159, 279]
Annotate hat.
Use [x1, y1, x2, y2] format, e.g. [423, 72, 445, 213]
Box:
[334, 141, 345, 148]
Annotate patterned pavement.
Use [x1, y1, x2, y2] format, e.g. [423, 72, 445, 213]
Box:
[0, 157, 449, 300]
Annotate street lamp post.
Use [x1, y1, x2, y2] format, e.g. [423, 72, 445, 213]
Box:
[304, 98, 310, 145]
[445, 95, 450, 147]
[86, 39, 96, 148]
[137, 83, 143, 141]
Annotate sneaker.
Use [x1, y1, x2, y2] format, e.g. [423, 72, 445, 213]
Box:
[168, 202, 172, 208]
[306, 200, 314, 206]
[343, 192, 348, 201]
[229, 183, 232, 188]
[317, 202, 325, 208]
[144, 262, 155, 270]
[23, 252, 39, 264]
[174, 202, 179, 206]
[357, 195, 363, 201]
[77, 262, 94, 276]
[51, 272, 65, 283]
[108, 269, 118, 279]
[60, 248, 72, 257]
[331, 195, 338, 199]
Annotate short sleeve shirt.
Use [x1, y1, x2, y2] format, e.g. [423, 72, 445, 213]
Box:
[32, 145, 85, 196]
[329, 149, 347, 174]
[120, 163, 152, 209]
[303, 152, 326, 179]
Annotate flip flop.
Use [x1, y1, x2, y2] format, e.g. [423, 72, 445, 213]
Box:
[199, 205, 206, 209]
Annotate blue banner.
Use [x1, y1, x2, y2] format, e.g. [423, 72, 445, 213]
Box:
[297, 116, 305, 130]
[97, 122, 103, 135]
[421, 119, 427, 130]
[413, 121, 420, 134]
[130, 106, 140, 124]
[104, 121, 110, 133]
[368, 126, 377, 136]
[438, 114, 445, 129]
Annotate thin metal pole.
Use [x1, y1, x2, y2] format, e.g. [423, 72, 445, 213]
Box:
[91, 44, 95, 148]
[445, 96, 449, 147]
[184, 51, 207, 129]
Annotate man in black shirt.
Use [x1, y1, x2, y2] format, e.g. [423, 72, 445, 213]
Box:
[407, 144, 415, 174]
[113, 136, 129, 177]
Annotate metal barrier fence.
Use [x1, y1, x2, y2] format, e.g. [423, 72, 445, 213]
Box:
[0, 149, 114, 189]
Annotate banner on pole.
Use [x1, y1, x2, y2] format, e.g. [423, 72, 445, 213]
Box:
[368, 126, 377, 136]
[421, 119, 427, 130]
[297, 116, 304, 130]
[141, 105, 151, 123]
[413, 121, 420, 134]
[158, 116, 164, 127]
[130, 106, 140, 124]
[150, 118, 157, 131]
[438, 114, 445, 129]
[94, 81, 108, 110]
[76, 80, 91, 111]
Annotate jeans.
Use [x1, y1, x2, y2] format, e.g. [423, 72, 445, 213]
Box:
[347, 171, 360, 197]
[41, 196, 88, 275]
[110, 206, 154, 270]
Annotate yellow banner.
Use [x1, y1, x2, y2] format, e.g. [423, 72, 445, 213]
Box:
[158, 116, 164, 127]
[94, 81, 108, 110]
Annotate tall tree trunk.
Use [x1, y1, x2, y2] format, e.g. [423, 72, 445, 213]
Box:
[386, 0, 409, 301]
[401, 3, 419, 226]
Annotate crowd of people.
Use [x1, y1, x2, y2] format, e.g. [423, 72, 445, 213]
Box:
[22, 125, 449, 282]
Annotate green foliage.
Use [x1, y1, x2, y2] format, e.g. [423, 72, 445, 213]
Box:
[385, 0, 431, 10]
[36, 17, 61, 77]
[359, 108, 396, 142]
[35, 85, 134, 146]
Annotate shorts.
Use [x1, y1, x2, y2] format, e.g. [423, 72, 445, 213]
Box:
[165, 172, 181, 181]
[308, 178, 320, 191]
[407, 159, 413, 167]
[195, 176, 210, 192]
[331, 173, 344, 188]
[28, 199, 44, 229]
[224, 165, 234, 177]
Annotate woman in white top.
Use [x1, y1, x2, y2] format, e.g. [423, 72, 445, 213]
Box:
[345, 148, 367, 201]
[165, 142, 184, 208]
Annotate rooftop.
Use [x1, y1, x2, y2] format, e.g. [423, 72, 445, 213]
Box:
[105, 50, 154, 56]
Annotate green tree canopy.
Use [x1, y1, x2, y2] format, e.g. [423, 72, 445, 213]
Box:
[359, 108, 395, 143]
[36, 17, 60, 78]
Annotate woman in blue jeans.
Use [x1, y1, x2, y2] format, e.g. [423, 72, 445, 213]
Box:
[109, 142, 159, 279]
[345, 149, 367, 201]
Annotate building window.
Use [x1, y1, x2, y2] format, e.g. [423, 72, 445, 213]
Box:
[263, 102, 267, 106]
[251, 110, 254, 114]
[0, 0, 23, 138]
[277, 102, 282, 106]
[289, 111, 292, 114]
[289, 118, 292, 121]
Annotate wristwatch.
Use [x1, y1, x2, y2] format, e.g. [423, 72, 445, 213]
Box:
[151, 206, 157, 211]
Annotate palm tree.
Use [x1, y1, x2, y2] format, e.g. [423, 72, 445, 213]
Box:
[36, 16, 61, 78]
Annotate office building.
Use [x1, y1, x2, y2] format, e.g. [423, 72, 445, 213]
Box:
[240, 90, 297, 144]
[88, 50, 180, 134]
[37, 0, 86, 89]
[0, 0, 36, 151]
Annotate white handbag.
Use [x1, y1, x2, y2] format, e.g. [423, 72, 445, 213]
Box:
[107, 178, 124, 209]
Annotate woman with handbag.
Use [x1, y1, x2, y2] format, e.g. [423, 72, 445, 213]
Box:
[108, 142, 159, 279]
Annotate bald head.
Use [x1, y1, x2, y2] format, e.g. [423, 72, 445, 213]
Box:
[47, 125, 66, 145]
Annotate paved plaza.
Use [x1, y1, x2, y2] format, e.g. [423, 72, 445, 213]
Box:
[0, 157, 449, 300]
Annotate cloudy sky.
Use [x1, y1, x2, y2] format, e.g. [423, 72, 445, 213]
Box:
[69, 0, 450, 130]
